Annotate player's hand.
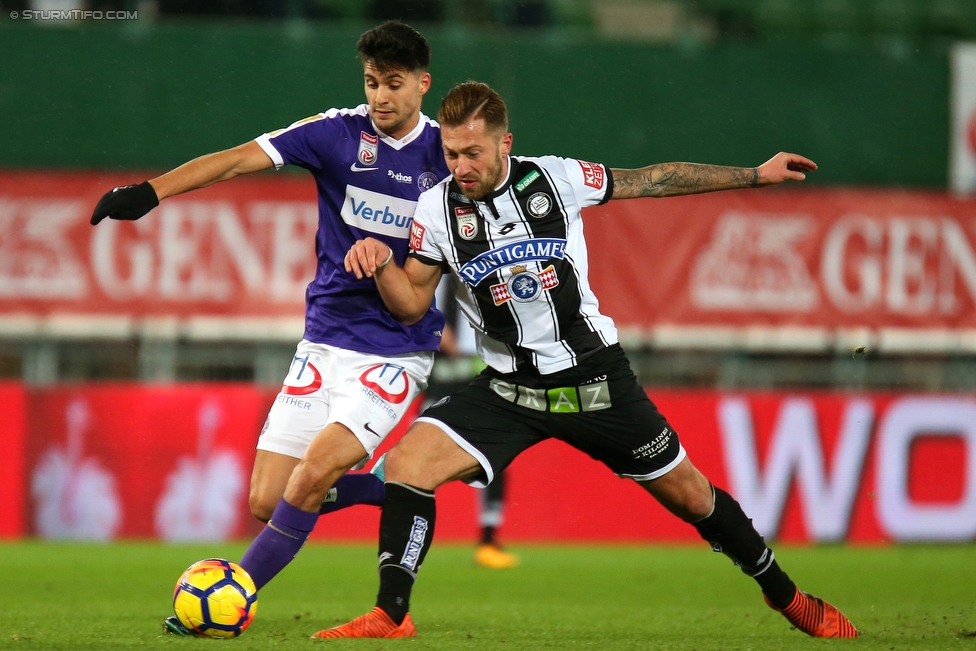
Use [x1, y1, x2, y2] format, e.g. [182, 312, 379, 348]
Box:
[756, 152, 817, 186]
[90, 181, 159, 225]
[345, 237, 393, 279]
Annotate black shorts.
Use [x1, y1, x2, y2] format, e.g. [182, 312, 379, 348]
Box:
[417, 345, 685, 486]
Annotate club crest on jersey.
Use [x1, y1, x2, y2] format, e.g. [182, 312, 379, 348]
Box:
[358, 131, 379, 166]
[455, 206, 478, 240]
[527, 192, 552, 218]
[490, 264, 559, 305]
[418, 172, 439, 191]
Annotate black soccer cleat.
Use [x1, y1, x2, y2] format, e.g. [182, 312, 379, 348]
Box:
[163, 615, 199, 636]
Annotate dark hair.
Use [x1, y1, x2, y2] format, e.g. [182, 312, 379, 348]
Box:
[438, 81, 508, 133]
[357, 21, 431, 72]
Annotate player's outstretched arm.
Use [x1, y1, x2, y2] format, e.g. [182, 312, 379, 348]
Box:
[90, 141, 273, 225]
[609, 152, 817, 200]
[345, 237, 443, 326]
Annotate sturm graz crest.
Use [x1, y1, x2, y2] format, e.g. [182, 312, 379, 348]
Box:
[527, 192, 552, 218]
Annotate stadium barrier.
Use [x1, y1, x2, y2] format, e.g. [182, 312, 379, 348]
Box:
[3, 384, 973, 543]
[3, 172, 976, 353]
[0, 382, 27, 539]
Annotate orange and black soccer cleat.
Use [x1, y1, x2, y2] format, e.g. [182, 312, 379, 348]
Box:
[765, 590, 858, 638]
[310, 607, 417, 640]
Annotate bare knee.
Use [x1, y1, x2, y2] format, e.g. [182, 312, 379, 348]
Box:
[383, 425, 481, 490]
[248, 487, 278, 523]
[641, 458, 714, 522]
[383, 445, 421, 484]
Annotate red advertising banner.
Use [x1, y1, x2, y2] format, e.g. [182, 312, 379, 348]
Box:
[584, 188, 976, 334]
[0, 382, 27, 538]
[4, 173, 976, 342]
[0, 171, 314, 322]
[10, 384, 976, 543]
[24, 385, 268, 540]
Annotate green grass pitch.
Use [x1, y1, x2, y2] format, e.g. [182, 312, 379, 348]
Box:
[1, 541, 974, 650]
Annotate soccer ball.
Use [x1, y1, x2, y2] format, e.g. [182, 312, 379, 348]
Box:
[172, 558, 258, 638]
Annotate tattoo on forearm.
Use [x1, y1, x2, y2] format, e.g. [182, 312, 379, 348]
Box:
[610, 163, 761, 199]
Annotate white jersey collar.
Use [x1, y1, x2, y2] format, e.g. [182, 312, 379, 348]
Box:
[370, 110, 431, 150]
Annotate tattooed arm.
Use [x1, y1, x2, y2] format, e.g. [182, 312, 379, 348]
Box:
[609, 152, 816, 200]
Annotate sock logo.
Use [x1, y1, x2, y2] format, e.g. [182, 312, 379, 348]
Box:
[400, 516, 429, 571]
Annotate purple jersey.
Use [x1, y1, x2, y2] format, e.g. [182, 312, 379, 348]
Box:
[255, 105, 448, 355]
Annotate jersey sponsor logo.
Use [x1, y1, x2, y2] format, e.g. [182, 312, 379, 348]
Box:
[409, 221, 426, 251]
[359, 363, 410, 404]
[489, 378, 611, 412]
[455, 206, 478, 240]
[490, 264, 558, 305]
[458, 238, 567, 285]
[281, 354, 322, 396]
[632, 426, 674, 460]
[341, 186, 416, 238]
[449, 191, 472, 204]
[418, 172, 439, 191]
[527, 192, 552, 218]
[388, 170, 413, 183]
[578, 160, 605, 189]
[400, 515, 429, 571]
[358, 131, 378, 166]
[515, 170, 541, 192]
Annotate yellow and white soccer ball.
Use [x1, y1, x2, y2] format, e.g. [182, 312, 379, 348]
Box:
[172, 558, 258, 638]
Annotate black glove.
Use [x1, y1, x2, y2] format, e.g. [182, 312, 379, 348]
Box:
[90, 181, 159, 225]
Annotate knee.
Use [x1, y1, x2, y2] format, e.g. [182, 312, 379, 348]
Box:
[681, 484, 715, 522]
[383, 446, 412, 482]
[248, 487, 277, 523]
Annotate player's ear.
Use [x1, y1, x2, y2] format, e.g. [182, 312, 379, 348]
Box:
[500, 132, 513, 156]
[418, 71, 431, 96]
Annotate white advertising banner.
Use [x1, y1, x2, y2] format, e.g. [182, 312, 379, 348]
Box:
[950, 43, 976, 193]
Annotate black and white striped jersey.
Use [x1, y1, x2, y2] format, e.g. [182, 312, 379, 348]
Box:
[408, 155, 618, 375]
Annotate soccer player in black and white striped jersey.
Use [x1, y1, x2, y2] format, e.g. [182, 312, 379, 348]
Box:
[322, 81, 855, 641]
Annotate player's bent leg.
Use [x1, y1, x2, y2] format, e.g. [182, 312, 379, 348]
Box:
[240, 425, 368, 590]
[639, 458, 856, 638]
[283, 422, 369, 511]
[248, 450, 301, 522]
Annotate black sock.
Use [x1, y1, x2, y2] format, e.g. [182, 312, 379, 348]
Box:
[375, 482, 436, 624]
[693, 486, 797, 608]
[480, 525, 497, 545]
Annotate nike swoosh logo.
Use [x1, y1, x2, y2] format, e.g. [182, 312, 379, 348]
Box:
[350, 163, 379, 172]
[364, 422, 380, 437]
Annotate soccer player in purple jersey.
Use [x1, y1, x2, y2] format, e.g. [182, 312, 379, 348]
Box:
[89, 21, 449, 635]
